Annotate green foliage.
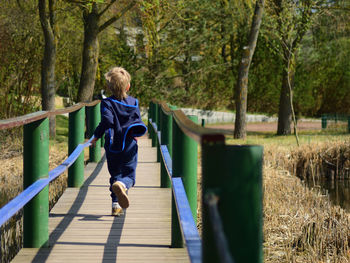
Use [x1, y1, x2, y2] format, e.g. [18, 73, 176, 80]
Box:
[96, 24, 139, 98]
[55, 115, 69, 143]
[0, 1, 42, 118]
[55, 5, 84, 102]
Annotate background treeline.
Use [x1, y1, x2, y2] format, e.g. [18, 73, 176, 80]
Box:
[0, 0, 349, 120]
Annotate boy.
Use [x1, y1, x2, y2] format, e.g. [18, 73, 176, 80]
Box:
[90, 67, 147, 216]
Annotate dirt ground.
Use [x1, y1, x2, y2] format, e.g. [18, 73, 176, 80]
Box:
[209, 120, 322, 133]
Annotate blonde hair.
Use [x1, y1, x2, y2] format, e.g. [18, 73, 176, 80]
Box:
[104, 67, 131, 100]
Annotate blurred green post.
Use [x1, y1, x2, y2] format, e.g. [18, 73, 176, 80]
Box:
[202, 144, 263, 263]
[322, 115, 327, 129]
[88, 103, 101, 162]
[23, 118, 49, 248]
[160, 106, 172, 188]
[68, 107, 85, 187]
[171, 115, 198, 246]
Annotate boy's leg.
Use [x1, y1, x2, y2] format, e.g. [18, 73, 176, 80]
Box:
[111, 201, 123, 217]
[109, 141, 138, 209]
[111, 178, 132, 209]
[112, 148, 138, 208]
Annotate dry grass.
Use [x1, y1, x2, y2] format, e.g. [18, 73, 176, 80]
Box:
[264, 140, 350, 180]
[0, 129, 69, 263]
[263, 141, 350, 263]
[263, 164, 350, 262]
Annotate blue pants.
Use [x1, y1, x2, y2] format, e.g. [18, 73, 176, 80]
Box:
[105, 139, 138, 202]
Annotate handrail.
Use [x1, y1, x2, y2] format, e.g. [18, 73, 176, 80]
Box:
[0, 137, 94, 227]
[149, 120, 201, 263]
[0, 100, 100, 130]
[0, 100, 102, 248]
[0, 111, 50, 130]
[172, 109, 225, 144]
[157, 99, 225, 144]
[172, 177, 201, 263]
[159, 101, 173, 116]
[149, 100, 263, 263]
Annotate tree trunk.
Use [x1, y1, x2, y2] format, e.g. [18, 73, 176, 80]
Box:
[77, 7, 100, 102]
[39, 0, 56, 138]
[234, 0, 264, 139]
[277, 63, 295, 135]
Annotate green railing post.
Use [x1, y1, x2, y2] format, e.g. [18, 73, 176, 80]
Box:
[322, 115, 327, 129]
[202, 143, 263, 263]
[150, 102, 157, 147]
[171, 117, 184, 248]
[88, 103, 101, 162]
[154, 102, 159, 129]
[171, 115, 198, 246]
[183, 115, 198, 222]
[148, 102, 154, 143]
[154, 103, 160, 161]
[23, 117, 49, 248]
[160, 106, 172, 188]
[68, 107, 85, 187]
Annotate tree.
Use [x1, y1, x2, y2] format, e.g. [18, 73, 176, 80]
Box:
[234, 0, 265, 139]
[266, 0, 325, 135]
[39, 0, 57, 137]
[74, 0, 137, 102]
[0, 1, 42, 119]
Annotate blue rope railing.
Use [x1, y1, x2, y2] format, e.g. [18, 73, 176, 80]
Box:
[0, 137, 94, 227]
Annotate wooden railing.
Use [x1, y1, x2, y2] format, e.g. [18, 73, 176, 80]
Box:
[0, 101, 103, 248]
[148, 100, 263, 263]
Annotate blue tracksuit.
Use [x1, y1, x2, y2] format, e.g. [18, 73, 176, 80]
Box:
[93, 95, 147, 202]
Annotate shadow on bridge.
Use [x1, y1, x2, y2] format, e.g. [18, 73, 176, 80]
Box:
[31, 154, 126, 263]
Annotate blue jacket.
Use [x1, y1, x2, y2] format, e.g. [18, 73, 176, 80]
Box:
[93, 95, 147, 153]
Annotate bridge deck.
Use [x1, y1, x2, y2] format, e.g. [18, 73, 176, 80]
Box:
[12, 138, 189, 263]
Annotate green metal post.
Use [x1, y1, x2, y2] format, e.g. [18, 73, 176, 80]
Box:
[150, 102, 157, 147]
[322, 115, 327, 129]
[171, 115, 198, 246]
[148, 102, 153, 142]
[160, 107, 172, 188]
[171, 117, 183, 248]
[183, 115, 198, 222]
[201, 119, 205, 127]
[68, 107, 85, 187]
[202, 143, 263, 263]
[88, 103, 101, 162]
[154, 103, 160, 156]
[23, 118, 49, 248]
[156, 103, 161, 162]
[154, 102, 159, 129]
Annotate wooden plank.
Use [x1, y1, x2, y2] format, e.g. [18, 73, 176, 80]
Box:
[12, 138, 189, 263]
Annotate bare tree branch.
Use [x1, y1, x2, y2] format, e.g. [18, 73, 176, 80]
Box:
[98, 0, 136, 33]
[98, 0, 117, 18]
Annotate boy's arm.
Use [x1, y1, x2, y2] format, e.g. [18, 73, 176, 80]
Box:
[90, 137, 98, 146]
[93, 100, 114, 139]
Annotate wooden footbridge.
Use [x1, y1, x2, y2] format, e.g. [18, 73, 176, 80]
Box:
[0, 100, 263, 263]
[12, 138, 189, 262]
